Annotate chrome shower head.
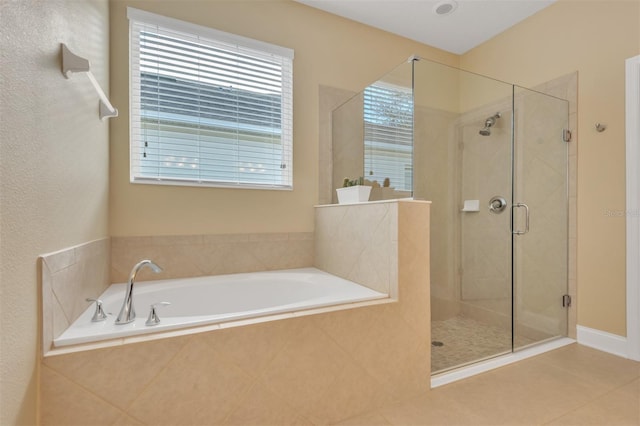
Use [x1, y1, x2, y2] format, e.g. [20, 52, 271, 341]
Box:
[479, 112, 501, 136]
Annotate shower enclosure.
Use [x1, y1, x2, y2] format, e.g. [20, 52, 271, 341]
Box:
[331, 57, 570, 374]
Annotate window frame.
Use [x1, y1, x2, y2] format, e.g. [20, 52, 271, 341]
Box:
[127, 8, 294, 190]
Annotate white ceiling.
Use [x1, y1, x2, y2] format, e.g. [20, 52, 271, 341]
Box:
[295, 0, 556, 54]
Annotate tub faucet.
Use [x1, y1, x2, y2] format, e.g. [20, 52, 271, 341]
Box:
[115, 260, 163, 325]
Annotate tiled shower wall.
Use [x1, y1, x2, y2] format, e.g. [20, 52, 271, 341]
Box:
[331, 91, 364, 205]
[319, 85, 356, 205]
[40, 201, 431, 425]
[413, 106, 459, 319]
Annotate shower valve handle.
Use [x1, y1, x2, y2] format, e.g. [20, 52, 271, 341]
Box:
[489, 196, 507, 213]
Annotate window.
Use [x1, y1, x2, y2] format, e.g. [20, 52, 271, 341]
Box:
[128, 8, 294, 189]
[364, 82, 413, 192]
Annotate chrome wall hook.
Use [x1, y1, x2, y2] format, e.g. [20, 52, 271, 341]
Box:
[595, 123, 607, 132]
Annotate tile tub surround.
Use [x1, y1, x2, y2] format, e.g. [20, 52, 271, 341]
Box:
[40, 238, 111, 355]
[111, 232, 314, 283]
[40, 233, 313, 355]
[39, 202, 431, 425]
[315, 199, 414, 297]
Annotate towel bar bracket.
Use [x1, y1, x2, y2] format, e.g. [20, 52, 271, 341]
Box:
[60, 43, 118, 120]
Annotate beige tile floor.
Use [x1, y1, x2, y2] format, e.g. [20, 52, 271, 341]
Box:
[336, 344, 640, 425]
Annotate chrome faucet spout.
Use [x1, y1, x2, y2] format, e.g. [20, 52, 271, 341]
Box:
[115, 260, 163, 325]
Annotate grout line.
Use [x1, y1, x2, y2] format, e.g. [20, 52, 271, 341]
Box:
[540, 377, 639, 426]
[218, 379, 259, 425]
[330, 409, 391, 426]
[535, 345, 640, 392]
[41, 364, 129, 422]
[196, 327, 287, 416]
[376, 408, 395, 425]
[121, 334, 193, 414]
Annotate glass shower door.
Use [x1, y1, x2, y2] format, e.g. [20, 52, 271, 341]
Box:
[512, 87, 570, 350]
[412, 59, 515, 373]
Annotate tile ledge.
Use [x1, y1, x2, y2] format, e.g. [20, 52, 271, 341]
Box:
[43, 297, 396, 357]
[39, 237, 109, 260]
[315, 198, 431, 208]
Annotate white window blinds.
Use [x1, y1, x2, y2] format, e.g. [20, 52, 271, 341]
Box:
[364, 83, 413, 192]
[128, 8, 294, 189]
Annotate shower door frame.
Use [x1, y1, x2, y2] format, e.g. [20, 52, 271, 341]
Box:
[626, 54, 640, 361]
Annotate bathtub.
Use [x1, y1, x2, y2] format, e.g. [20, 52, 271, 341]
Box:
[54, 267, 388, 347]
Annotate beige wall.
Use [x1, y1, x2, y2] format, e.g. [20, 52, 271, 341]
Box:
[0, 1, 110, 424]
[460, 0, 640, 337]
[108, 0, 457, 237]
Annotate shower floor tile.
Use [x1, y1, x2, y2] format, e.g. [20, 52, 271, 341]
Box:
[431, 315, 535, 373]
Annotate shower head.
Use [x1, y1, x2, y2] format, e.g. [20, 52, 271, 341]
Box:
[479, 112, 501, 136]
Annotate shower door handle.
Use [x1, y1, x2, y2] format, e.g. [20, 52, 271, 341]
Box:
[511, 203, 530, 235]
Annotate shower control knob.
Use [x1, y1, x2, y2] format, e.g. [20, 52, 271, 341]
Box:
[489, 196, 507, 213]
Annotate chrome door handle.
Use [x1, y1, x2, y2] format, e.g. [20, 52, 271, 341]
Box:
[511, 203, 530, 235]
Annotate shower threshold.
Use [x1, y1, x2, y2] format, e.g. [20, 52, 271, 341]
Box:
[430, 336, 575, 388]
[432, 349, 513, 376]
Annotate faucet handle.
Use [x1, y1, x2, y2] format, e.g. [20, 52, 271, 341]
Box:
[86, 298, 107, 322]
[145, 302, 171, 326]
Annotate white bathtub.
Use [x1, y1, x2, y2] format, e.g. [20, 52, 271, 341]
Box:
[54, 268, 388, 347]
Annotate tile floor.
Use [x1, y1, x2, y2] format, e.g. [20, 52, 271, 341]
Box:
[336, 344, 640, 425]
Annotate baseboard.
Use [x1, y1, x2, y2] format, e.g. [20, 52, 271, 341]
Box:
[576, 325, 628, 358]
